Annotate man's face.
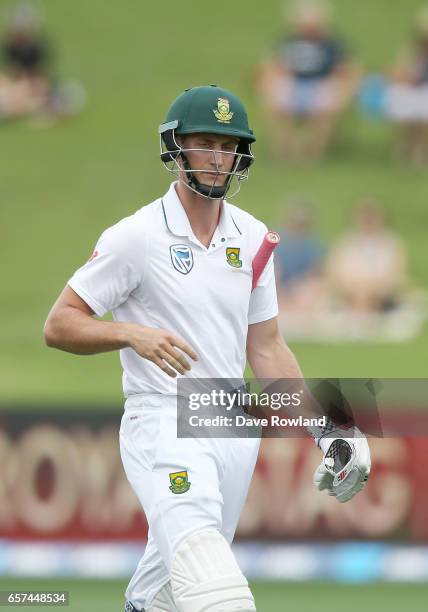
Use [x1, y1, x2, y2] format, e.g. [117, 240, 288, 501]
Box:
[178, 133, 239, 187]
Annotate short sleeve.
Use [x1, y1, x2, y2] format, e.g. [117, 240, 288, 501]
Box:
[67, 217, 145, 317]
[248, 223, 279, 325]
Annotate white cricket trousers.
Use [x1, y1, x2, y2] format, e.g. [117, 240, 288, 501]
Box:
[119, 394, 260, 610]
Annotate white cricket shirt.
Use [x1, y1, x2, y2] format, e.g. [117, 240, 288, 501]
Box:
[68, 182, 278, 398]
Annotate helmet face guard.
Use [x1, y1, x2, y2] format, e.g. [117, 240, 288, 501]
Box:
[159, 122, 254, 200]
[159, 86, 256, 200]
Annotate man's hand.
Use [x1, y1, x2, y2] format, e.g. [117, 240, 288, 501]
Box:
[127, 325, 198, 377]
[313, 428, 371, 503]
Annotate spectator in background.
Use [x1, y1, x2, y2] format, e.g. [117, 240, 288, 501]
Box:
[326, 199, 407, 313]
[0, 3, 50, 118]
[255, 0, 361, 160]
[275, 198, 326, 312]
[385, 7, 428, 166]
[0, 3, 85, 122]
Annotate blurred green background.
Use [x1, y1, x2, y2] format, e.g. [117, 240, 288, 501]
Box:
[2, 0, 428, 405]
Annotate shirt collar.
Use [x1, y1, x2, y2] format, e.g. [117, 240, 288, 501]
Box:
[161, 182, 242, 239]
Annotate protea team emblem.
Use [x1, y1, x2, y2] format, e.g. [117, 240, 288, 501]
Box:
[169, 470, 191, 494]
[226, 247, 242, 268]
[213, 97, 234, 124]
[170, 244, 194, 274]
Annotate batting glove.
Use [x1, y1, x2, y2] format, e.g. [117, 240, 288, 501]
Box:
[313, 428, 371, 503]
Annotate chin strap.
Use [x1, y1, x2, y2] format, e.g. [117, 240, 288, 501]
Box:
[180, 152, 232, 199]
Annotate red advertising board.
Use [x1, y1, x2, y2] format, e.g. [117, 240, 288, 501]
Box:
[0, 410, 427, 541]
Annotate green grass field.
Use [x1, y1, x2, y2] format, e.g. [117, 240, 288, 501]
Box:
[0, 579, 427, 612]
[2, 0, 428, 405]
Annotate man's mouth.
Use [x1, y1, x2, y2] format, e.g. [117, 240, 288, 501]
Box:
[199, 170, 226, 184]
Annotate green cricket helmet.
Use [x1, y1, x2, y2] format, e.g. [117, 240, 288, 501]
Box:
[159, 85, 256, 199]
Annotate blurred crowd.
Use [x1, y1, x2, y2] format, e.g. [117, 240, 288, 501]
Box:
[255, 0, 428, 165]
[0, 2, 84, 123]
[2, 1, 426, 341]
[275, 196, 427, 342]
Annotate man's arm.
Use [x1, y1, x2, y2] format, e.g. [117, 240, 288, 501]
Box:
[44, 285, 130, 354]
[246, 316, 371, 503]
[246, 315, 312, 418]
[44, 285, 197, 376]
[246, 316, 302, 380]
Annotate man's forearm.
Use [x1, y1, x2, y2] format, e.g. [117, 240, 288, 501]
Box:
[248, 335, 303, 380]
[248, 336, 326, 424]
[44, 306, 133, 355]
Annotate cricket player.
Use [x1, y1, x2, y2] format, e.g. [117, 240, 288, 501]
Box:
[44, 85, 371, 612]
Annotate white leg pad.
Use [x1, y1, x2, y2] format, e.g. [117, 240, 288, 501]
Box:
[171, 529, 256, 612]
[147, 580, 179, 612]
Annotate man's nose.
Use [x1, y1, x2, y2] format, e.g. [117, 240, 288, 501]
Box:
[211, 150, 224, 167]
